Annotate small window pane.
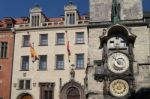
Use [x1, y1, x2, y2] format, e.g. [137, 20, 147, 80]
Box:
[110, 41, 114, 47]
[0, 65, 2, 71]
[39, 55, 47, 70]
[0, 42, 8, 58]
[76, 32, 84, 44]
[19, 80, 24, 89]
[21, 56, 29, 71]
[25, 80, 30, 89]
[40, 34, 48, 45]
[57, 33, 64, 45]
[120, 40, 126, 47]
[56, 55, 64, 69]
[44, 91, 49, 99]
[31, 15, 39, 26]
[76, 54, 84, 69]
[23, 35, 30, 47]
[70, 13, 75, 24]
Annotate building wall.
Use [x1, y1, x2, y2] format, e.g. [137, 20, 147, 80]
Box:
[11, 26, 88, 99]
[88, 27, 104, 65]
[0, 31, 14, 99]
[132, 26, 150, 63]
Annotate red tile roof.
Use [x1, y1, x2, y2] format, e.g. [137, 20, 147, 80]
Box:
[48, 17, 64, 22]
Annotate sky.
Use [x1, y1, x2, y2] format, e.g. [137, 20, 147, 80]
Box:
[0, 0, 149, 19]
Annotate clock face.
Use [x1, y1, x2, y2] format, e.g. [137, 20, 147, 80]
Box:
[110, 79, 129, 97]
[108, 52, 129, 74]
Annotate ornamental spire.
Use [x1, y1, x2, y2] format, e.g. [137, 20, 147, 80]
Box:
[111, 0, 120, 24]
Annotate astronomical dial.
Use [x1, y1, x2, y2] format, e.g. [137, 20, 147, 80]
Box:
[108, 52, 129, 74]
[109, 79, 129, 97]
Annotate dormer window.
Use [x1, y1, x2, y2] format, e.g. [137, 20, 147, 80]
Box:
[6, 24, 13, 28]
[29, 5, 45, 27]
[66, 13, 75, 25]
[64, 1, 79, 25]
[31, 15, 40, 27]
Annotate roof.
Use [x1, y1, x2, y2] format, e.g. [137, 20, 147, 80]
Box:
[48, 18, 64, 22]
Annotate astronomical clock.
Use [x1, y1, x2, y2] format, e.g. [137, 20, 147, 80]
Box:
[95, 24, 136, 99]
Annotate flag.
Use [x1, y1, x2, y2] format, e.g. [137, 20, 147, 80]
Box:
[67, 41, 71, 56]
[66, 31, 71, 62]
[29, 42, 39, 63]
[28, 32, 39, 63]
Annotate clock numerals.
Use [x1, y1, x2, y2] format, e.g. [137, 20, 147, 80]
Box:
[110, 79, 129, 97]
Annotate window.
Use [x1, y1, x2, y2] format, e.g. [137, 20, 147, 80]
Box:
[31, 15, 40, 26]
[0, 42, 8, 58]
[39, 55, 47, 70]
[120, 40, 126, 47]
[21, 56, 29, 71]
[66, 13, 75, 25]
[6, 24, 13, 28]
[76, 32, 84, 44]
[23, 35, 30, 47]
[44, 90, 53, 99]
[76, 54, 84, 69]
[110, 41, 114, 47]
[40, 34, 48, 46]
[56, 33, 64, 45]
[107, 37, 126, 48]
[39, 83, 54, 99]
[56, 55, 64, 69]
[0, 65, 2, 71]
[0, 80, 2, 89]
[19, 80, 31, 90]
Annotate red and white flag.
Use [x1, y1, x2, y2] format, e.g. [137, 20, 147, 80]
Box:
[66, 31, 71, 62]
[67, 41, 71, 56]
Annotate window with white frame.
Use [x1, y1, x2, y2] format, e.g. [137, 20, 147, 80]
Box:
[19, 79, 31, 90]
[40, 34, 48, 46]
[21, 56, 29, 71]
[56, 33, 64, 45]
[56, 55, 64, 69]
[76, 32, 84, 44]
[39, 55, 47, 70]
[23, 35, 30, 47]
[76, 54, 84, 69]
